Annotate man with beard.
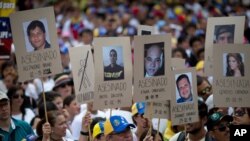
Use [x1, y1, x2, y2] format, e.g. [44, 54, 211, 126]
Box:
[131, 102, 150, 140]
[207, 112, 233, 141]
[170, 100, 213, 141]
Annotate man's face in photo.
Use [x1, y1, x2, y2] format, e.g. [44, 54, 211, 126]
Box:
[110, 51, 117, 65]
[29, 26, 46, 50]
[216, 31, 233, 44]
[145, 46, 162, 76]
[177, 77, 192, 99]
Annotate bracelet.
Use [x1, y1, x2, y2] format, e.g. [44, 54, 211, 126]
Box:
[80, 131, 89, 136]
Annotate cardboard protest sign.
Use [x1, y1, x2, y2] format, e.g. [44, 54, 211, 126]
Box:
[0, 17, 12, 59]
[137, 25, 156, 35]
[93, 37, 132, 109]
[171, 67, 199, 125]
[171, 58, 186, 70]
[9, 7, 62, 82]
[213, 44, 250, 107]
[133, 35, 171, 102]
[0, 0, 15, 17]
[204, 16, 245, 76]
[69, 45, 94, 104]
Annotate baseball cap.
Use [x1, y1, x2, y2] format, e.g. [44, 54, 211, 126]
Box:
[0, 91, 9, 101]
[93, 121, 104, 139]
[104, 115, 135, 135]
[131, 102, 146, 116]
[207, 112, 233, 131]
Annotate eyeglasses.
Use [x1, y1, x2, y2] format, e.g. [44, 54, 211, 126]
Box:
[234, 110, 246, 117]
[12, 94, 25, 99]
[198, 86, 212, 96]
[213, 123, 230, 132]
[58, 82, 72, 88]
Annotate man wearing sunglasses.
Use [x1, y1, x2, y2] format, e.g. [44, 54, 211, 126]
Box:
[233, 107, 250, 125]
[207, 112, 233, 141]
[0, 91, 35, 141]
[197, 76, 212, 102]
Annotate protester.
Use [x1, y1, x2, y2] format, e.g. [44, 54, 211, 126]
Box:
[104, 115, 136, 141]
[0, 91, 35, 141]
[7, 86, 35, 124]
[207, 112, 233, 141]
[232, 107, 250, 125]
[53, 73, 74, 100]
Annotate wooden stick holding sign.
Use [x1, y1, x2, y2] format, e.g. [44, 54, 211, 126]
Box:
[41, 81, 48, 122]
[146, 102, 153, 136]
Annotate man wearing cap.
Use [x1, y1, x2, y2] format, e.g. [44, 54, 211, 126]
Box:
[131, 102, 150, 140]
[0, 91, 35, 141]
[104, 115, 136, 141]
[93, 121, 105, 141]
[207, 112, 233, 141]
[214, 25, 234, 44]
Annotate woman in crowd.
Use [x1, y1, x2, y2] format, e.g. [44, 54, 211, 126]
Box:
[226, 53, 244, 77]
[233, 107, 250, 125]
[37, 110, 74, 141]
[7, 85, 35, 124]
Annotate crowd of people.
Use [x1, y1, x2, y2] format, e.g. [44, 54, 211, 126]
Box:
[1, 0, 250, 141]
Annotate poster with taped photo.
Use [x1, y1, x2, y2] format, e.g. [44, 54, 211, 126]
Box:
[170, 67, 199, 125]
[213, 44, 250, 107]
[204, 16, 245, 76]
[69, 45, 94, 104]
[93, 37, 132, 110]
[9, 7, 62, 81]
[133, 35, 171, 102]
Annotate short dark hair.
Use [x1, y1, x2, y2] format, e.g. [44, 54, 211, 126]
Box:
[176, 74, 190, 89]
[79, 29, 93, 37]
[27, 20, 46, 36]
[63, 95, 75, 107]
[110, 49, 117, 56]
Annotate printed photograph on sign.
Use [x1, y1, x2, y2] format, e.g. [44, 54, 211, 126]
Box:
[214, 24, 235, 44]
[103, 46, 124, 81]
[223, 53, 244, 77]
[175, 72, 193, 104]
[204, 16, 245, 76]
[144, 42, 164, 78]
[23, 18, 51, 52]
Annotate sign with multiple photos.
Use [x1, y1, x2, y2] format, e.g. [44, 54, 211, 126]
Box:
[204, 16, 245, 76]
[170, 67, 199, 125]
[93, 37, 133, 109]
[133, 35, 172, 102]
[69, 45, 95, 104]
[213, 44, 250, 107]
[9, 7, 62, 81]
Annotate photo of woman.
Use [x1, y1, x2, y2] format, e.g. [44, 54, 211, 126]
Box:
[225, 53, 244, 77]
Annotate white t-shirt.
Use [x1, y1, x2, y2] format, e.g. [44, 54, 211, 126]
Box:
[12, 108, 35, 124]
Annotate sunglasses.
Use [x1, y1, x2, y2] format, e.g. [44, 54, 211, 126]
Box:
[58, 82, 72, 88]
[213, 123, 230, 132]
[198, 86, 212, 95]
[234, 110, 246, 117]
[12, 94, 25, 99]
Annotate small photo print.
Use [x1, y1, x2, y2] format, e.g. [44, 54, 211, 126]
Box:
[103, 46, 124, 81]
[175, 72, 193, 104]
[214, 24, 235, 44]
[223, 53, 244, 77]
[144, 42, 164, 78]
[23, 18, 51, 52]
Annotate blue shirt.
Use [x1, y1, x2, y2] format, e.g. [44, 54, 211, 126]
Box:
[0, 118, 35, 141]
